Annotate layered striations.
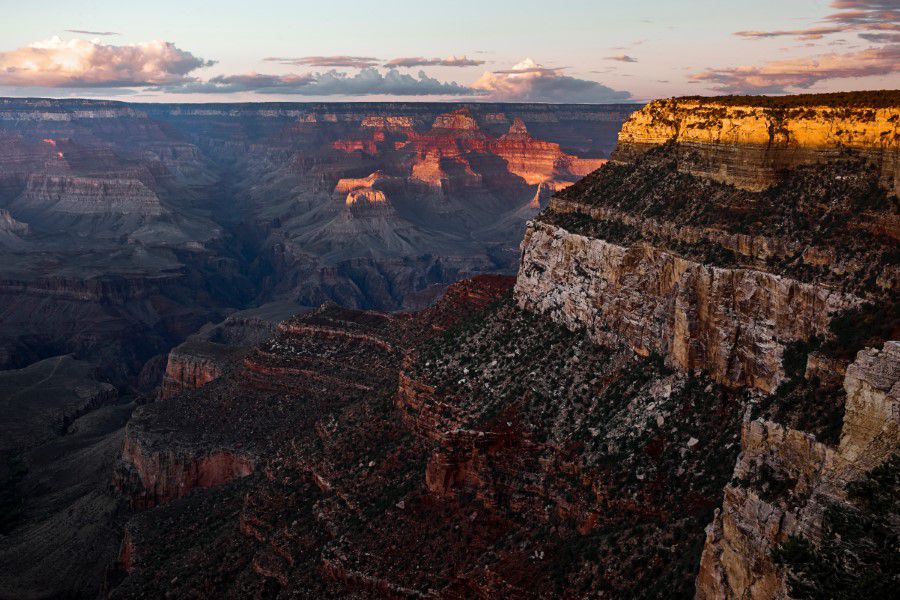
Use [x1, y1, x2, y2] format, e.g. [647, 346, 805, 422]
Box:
[9, 93, 897, 599]
[614, 92, 900, 194]
[515, 92, 898, 598]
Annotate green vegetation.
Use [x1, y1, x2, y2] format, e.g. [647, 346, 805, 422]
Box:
[411, 299, 747, 598]
[677, 90, 900, 109]
[821, 301, 900, 361]
[772, 454, 899, 599]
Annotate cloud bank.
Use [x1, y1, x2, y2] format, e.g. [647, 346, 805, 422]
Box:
[385, 55, 484, 68]
[0, 37, 212, 87]
[0, 38, 631, 102]
[263, 55, 380, 68]
[692, 44, 900, 93]
[734, 0, 899, 40]
[702, 0, 900, 94]
[163, 68, 472, 96]
[471, 58, 631, 103]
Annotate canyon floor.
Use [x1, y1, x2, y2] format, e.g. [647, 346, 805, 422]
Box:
[0, 100, 631, 598]
[1, 92, 898, 599]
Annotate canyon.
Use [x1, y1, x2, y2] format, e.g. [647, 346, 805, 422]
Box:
[0, 99, 632, 599]
[0, 91, 897, 599]
[0, 99, 631, 387]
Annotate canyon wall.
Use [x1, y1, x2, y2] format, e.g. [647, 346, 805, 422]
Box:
[515, 221, 860, 393]
[696, 342, 900, 599]
[512, 92, 898, 597]
[517, 92, 897, 392]
[614, 95, 900, 194]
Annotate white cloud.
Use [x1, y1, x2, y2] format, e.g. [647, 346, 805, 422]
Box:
[0, 37, 213, 87]
[471, 58, 631, 103]
[163, 68, 473, 96]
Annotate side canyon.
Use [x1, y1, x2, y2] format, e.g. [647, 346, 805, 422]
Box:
[1, 91, 898, 599]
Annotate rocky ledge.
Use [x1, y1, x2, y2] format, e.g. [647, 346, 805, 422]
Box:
[614, 91, 900, 194]
[696, 341, 899, 599]
[106, 92, 898, 599]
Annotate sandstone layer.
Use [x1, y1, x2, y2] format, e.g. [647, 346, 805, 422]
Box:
[515, 221, 860, 393]
[614, 92, 900, 194]
[696, 342, 900, 599]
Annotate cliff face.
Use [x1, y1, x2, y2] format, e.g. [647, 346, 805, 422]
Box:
[512, 92, 898, 597]
[159, 348, 227, 399]
[515, 221, 860, 393]
[518, 94, 898, 395]
[615, 95, 900, 194]
[696, 342, 900, 599]
[493, 118, 607, 188]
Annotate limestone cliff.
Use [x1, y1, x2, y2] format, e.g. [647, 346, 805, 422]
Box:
[517, 93, 898, 394]
[614, 92, 900, 194]
[516, 221, 860, 393]
[13, 174, 164, 217]
[513, 92, 898, 596]
[696, 342, 900, 599]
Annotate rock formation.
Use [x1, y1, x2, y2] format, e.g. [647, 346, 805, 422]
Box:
[514, 91, 898, 598]
[8, 92, 898, 599]
[159, 301, 304, 399]
[515, 221, 860, 392]
[13, 174, 164, 217]
[696, 342, 899, 599]
[493, 117, 607, 188]
[615, 93, 900, 194]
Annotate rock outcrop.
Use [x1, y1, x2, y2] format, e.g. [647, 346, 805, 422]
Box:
[493, 118, 607, 188]
[13, 174, 164, 217]
[113, 276, 513, 515]
[696, 342, 900, 599]
[117, 435, 254, 509]
[515, 221, 860, 392]
[0, 208, 29, 250]
[159, 301, 304, 399]
[614, 93, 900, 194]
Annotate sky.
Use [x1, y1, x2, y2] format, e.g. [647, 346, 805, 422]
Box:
[0, 0, 897, 103]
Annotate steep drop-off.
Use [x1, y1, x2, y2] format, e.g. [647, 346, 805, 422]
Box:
[0, 100, 632, 385]
[4, 92, 895, 599]
[108, 93, 897, 598]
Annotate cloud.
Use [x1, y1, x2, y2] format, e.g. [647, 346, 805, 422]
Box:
[162, 68, 473, 96]
[859, 31, 900, 42]
[734, 0, 899, 41]
[735, 26, 848, 40]
[0, 37, 213, 87]
[605, 55, 638, 62]
[65, 29, 119, 36]
[691, 44, 900, 93]
[384, 55, 485, 68]
[826, 0, 900, 25]
[471, 58, 631, 103]
[263, 55, 380, 68]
